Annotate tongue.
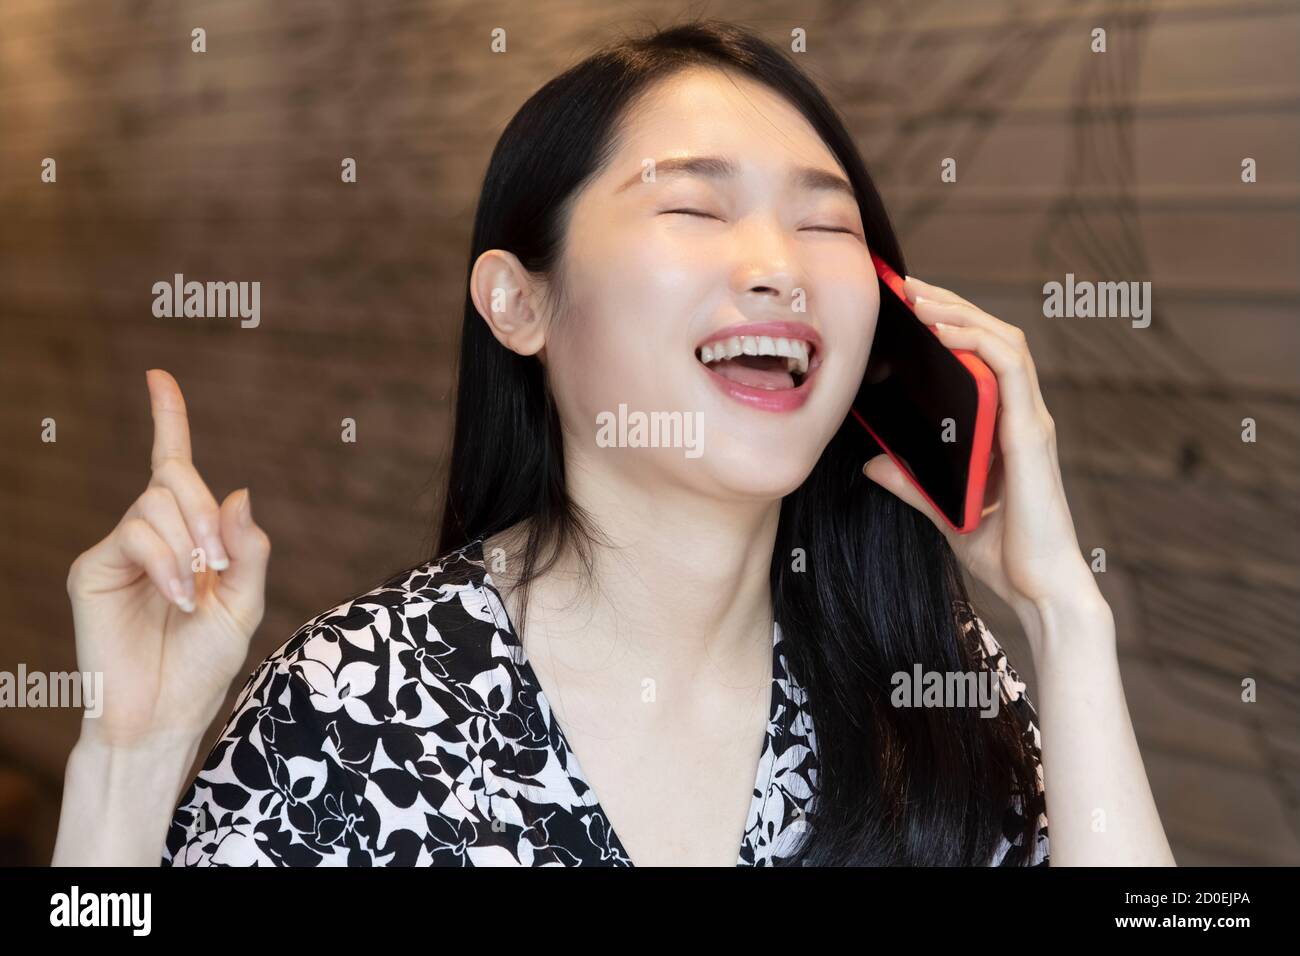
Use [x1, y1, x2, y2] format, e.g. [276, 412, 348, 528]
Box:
[706, 355, 795, 390]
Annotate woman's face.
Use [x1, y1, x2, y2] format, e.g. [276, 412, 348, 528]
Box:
[538, 67, 879, 501]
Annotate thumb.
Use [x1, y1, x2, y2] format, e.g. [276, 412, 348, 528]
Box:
[215, 487, 270, 630]
[862, 455, 944, 530]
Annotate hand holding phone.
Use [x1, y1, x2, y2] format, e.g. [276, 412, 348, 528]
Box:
[849, 253, 999, 534]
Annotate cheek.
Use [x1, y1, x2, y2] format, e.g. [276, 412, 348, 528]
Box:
[818, 266, 880, 376]
[567, 223, 702, 333]
[547, 232, 707, 421]
[604, 224, 709, 308]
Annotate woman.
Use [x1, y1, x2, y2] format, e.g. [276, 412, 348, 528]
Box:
[53, 20, 1174, 866]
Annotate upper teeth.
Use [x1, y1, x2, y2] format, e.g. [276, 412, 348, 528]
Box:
[698, 335, 812, 375]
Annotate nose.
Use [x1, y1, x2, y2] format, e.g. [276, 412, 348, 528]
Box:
[730, 212, 801, 308]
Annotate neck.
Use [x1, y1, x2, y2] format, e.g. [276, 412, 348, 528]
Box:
[488, 460, 781, 691]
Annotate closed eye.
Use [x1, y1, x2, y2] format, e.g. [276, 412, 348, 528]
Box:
[663, 208, 722, 220]
[803, 226, 859, 235]
[664, 209, 859, 238]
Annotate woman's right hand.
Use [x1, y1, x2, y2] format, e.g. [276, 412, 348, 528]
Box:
[65, 369, 271, 751]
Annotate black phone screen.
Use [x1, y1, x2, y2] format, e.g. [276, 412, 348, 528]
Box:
[852, 284, 979, 527]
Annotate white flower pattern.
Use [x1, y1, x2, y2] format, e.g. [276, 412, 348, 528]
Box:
[162, 537, 1048, 866]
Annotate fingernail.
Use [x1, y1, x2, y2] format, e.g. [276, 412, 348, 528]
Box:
[196, 516, 230, 570]
[208, 541, 229, 570]
[238, 488, 253, 528]
[169, 578, 196, 613]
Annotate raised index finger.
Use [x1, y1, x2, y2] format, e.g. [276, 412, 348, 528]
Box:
[146, 369, 193, 471]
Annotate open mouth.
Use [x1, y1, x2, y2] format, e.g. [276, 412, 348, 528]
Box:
[694, 333, 820, 391]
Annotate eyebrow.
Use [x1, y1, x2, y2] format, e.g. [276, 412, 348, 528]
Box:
[616, 155, 857, 201]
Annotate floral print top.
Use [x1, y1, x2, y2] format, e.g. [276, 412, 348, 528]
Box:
[162, 536, 1049, 866]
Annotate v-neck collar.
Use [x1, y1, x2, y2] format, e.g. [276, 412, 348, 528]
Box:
[465, 534, 786, 866]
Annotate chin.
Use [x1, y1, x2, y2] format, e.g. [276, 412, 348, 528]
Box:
[695, 441, 819, 500]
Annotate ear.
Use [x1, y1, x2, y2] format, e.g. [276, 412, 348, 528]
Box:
[469, 249, 549, 357]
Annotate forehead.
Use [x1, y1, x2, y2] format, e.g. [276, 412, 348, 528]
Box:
[607, 67, 843, 180]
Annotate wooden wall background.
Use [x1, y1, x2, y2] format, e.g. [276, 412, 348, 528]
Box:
[0, 0, 1296, 865]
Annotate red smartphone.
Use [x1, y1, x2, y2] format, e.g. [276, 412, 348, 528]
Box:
[849, 253, 999, 534]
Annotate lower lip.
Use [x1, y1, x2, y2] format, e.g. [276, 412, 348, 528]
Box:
[698, 358, 821, 412]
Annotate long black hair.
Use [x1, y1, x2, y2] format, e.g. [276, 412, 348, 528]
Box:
[435, 17, 1041, 865]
